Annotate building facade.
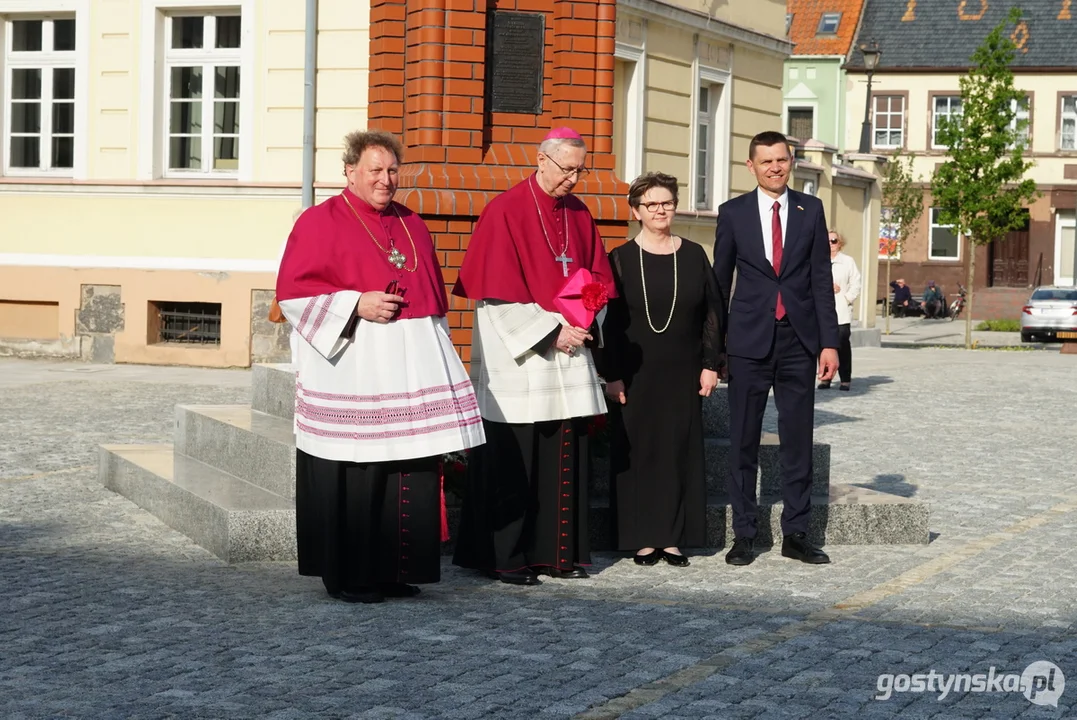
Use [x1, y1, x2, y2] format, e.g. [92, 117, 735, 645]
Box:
[781, 0, 865, 150]
[0, 0, 369, 366]
[846, 0, 1077, 316]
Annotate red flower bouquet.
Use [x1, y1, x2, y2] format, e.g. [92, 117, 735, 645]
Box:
[553, 268, 610, 328]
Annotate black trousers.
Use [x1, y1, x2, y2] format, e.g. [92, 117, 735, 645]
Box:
[726, 322, 815, 540]
[837, 323, 852, 383]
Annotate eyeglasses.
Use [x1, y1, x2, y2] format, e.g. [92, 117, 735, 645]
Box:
[544, 154, 590, 178]
[639, 200, 677, 213]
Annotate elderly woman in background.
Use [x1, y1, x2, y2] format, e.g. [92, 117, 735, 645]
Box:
[820, 230, 862, 391]
[601, 172, 725, 567]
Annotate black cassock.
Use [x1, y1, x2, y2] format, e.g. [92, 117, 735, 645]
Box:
[600, 239, 724, 551]
[451, 417, 592, 573]
[295, 450, 441, 593]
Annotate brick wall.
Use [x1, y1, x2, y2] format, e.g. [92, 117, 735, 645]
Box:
[369, 0, 629, 358]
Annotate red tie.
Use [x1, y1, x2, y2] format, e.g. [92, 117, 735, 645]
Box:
[772, 201, 786, 320]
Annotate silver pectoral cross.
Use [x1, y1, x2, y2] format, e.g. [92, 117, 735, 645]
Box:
[556, 254, 573, 276]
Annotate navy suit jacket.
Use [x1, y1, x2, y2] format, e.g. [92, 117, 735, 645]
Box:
[713, 188, 840, 360]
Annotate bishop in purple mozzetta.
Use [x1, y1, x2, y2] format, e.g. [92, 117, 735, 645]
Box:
[451, 128, 617, 586]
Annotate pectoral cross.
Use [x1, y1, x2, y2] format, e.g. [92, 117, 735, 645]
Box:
[556, 254, 573, 277]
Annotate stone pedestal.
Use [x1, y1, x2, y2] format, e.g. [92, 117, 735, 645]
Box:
[99, 365, 929, 562]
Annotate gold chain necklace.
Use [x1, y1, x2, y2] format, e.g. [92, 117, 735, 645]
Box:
[340, 192, 418, 272]
[637, 234, 677, 334]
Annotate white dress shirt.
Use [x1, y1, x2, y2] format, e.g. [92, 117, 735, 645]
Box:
[756, 187, 789, 266]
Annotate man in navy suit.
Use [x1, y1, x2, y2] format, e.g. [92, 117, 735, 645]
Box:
[713, 131, 839, 566]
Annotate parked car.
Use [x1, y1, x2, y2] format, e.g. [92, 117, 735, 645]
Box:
[1020, 286, 1077, 342]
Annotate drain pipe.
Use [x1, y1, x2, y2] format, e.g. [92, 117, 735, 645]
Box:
[301, 0, 318, 209]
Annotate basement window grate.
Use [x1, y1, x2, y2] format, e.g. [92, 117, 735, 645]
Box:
[150, 301, 222, 345]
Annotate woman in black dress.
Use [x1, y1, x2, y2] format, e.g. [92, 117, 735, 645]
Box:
[601, 172, 725, 566]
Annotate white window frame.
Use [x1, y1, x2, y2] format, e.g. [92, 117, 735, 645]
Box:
[817, 12, 841, 35]
[1061, 94, 1077, 151]
[1008, 95, 1031, 149]
[929, 207, 961, 261]
[690, 63, 731, 213]
[0, 0, 89, 179]
[138, 0, 255, 181]
[614, 40, 645, 184]
[872, 95, 905, 150]
[931, 95, 962, 149]
[1055, 211, 1075, 286]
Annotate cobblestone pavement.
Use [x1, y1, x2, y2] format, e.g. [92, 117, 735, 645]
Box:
[1, 351, 1075, 719]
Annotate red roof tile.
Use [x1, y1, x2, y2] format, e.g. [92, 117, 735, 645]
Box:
[787, 0, 865, 56]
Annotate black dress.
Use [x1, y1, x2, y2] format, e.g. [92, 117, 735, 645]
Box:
[601, 238, 724, 551]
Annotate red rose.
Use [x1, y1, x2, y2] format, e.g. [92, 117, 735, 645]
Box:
[581, 282, 609, 313]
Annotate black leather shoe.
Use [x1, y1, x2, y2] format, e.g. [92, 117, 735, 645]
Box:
[330, 588, 385, 604]
[839, 383, 850, 392]
[379, 583, 421, 598]
[817, 381, 832, 390]
[781, 532, 831, 564]
[498, 569, 542, 586]
[634, 550, 662, 566]
[662, 550, 690, 567]
[535, 565, 589, 579]
[725, 538, 755, 566]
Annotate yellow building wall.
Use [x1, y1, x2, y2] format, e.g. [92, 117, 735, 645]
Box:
[730, 47, 784, 196]
[663, 0, 786, 39]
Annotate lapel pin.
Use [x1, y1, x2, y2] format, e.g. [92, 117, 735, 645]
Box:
[796, 205, 804, 211]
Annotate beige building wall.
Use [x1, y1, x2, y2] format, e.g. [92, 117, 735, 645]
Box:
[613, 0, 789, 256]
[0, 0, 370, 367]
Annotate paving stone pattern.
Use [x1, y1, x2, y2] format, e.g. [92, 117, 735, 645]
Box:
[0, 351, 1075, 719]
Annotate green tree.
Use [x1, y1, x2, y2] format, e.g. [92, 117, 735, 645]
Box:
[931, 6, 1038, 349]
[880, 150, 924, 335]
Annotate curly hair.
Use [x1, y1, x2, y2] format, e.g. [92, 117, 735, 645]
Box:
[627, 171, 679, 209]
[342, 130, 404, 166]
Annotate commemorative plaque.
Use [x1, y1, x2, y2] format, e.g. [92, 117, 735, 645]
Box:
[486, 11, 545, 115]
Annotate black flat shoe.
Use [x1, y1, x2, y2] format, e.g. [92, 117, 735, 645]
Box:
[498, 569, 542, 586]
[781, 532, 831, 564]
[839, 383, 850, 392]
[662, 550, 690, 567]
[725, 538, 755, 566]
[534, 565, 589, 579]
[634, 550, 662, 566]
[817, 381, 832, 390]
[379, 583, 421, 598]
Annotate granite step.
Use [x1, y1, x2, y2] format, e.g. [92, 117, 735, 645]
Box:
[590, 434, 830, 497]
[584, 485, 929, 550]
[175, 404, 296, 499]
[99, 444, 296, 563]
[252, 363, 296, 421]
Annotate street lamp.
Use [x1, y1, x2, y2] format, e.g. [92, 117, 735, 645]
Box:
[857, 40, 882, 153]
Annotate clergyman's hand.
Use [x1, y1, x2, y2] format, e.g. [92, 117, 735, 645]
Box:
[556, 325, 592, 355]
[357, 292, 404, 324]
[605, 379, 627, 404]
[817, 348, 839, 382]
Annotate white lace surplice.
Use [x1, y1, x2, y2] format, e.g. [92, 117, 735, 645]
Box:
[280, 292, 485, 463]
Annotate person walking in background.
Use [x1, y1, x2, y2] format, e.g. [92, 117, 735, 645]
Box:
[712, 130, 839, 568]
[819, 230, 861, 392]
[600, 172, 724, 568]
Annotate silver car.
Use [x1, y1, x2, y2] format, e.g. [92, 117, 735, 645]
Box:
[1020, 286, 1077, 342]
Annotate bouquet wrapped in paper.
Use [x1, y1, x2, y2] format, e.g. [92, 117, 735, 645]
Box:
[553, 268, 610, 328]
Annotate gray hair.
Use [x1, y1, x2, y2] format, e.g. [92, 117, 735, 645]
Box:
[538, 137, 586, 157]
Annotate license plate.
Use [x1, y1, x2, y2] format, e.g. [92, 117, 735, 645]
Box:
[1058, 331, 1077, 339]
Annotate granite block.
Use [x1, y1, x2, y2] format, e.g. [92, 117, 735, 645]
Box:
[174, 405, 296, 499]
[251, 364, 296, 421]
